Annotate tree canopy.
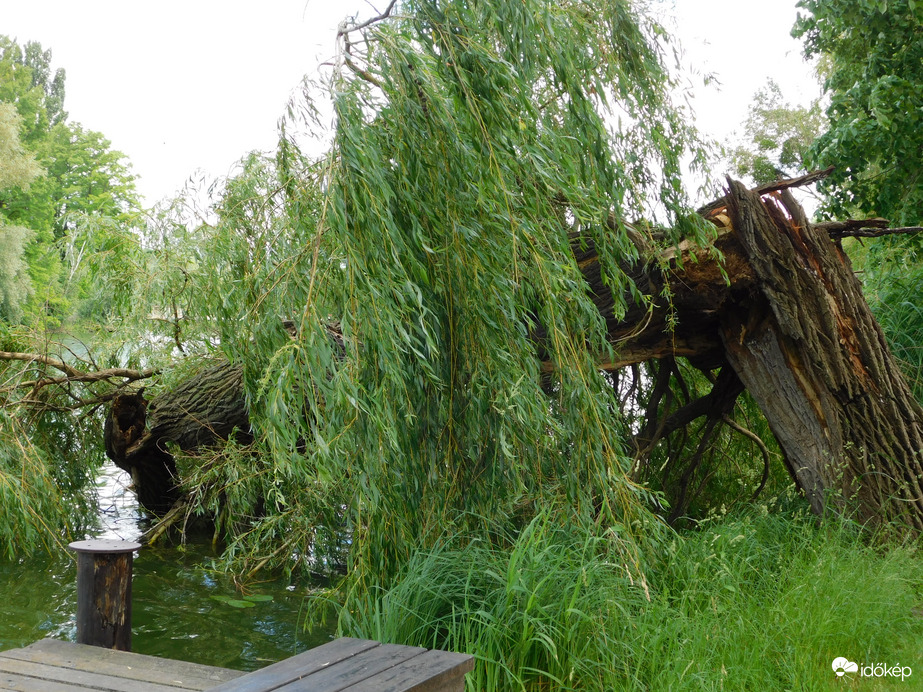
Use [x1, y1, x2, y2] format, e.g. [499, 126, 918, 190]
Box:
[794, 0, 923, 223]
[0, 36, 146, 553]
[729, 79, 825, 185]
[184, 0, 718, 585]
[0, 35, 141, 323]
[0, 101, 42, 321]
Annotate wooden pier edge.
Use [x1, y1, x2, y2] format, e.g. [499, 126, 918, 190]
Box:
[0, 637, 475, 692]
[0, 638, 244, 691]
[209, 636, 476, 692]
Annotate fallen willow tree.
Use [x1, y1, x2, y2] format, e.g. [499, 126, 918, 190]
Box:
[102, 361, 249, 514]
[5, 1, 923, 582]
[90, 168, 923, 538]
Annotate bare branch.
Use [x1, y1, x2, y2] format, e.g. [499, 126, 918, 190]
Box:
[823, 224, 923, 239]
[698, 166, 835, 218]
[336, 0, 398, 38]
[0, 350, 84, 378]
[720, 415, 772, 500]
[751, 166, 836, 196]
[0, 349, 156, 406]
[17, 367, 156, 390]
[344, 57, 385, 88]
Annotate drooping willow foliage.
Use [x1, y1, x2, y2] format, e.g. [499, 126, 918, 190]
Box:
[0, 344, 104, 557]
[187, 0, 712, 588]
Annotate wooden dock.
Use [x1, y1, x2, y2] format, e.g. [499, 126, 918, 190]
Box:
[0, 638, 243, 691]
[0, 637, 474, 691]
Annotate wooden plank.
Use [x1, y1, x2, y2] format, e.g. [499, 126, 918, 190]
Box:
[0, 639, 242, 690]
[272, 643, 428, 692]
[342, 650, 475, 692]
[0, 637, 473, 692]
[0, 668, 95, 692]
[0, 655, 196, 692]
[209, 638, 382, 692]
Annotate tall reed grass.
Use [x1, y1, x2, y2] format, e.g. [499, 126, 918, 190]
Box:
[336, 509, 923, 690]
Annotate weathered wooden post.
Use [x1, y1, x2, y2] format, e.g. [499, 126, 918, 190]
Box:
[68, 539, 141, 651]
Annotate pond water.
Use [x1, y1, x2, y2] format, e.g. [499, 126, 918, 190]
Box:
[0, 463, 334, 671]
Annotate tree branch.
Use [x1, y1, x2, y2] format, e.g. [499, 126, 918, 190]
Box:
[721, 414, 772, 501]
[0, 350, 84, 378]
[823, 224, 923, 239]
[16, 367, 156, 389]
[698, 166, 835, 217]
[0, 350, 157, 402]
[634, 367, 744, 454]
[343, 57, 385, 88]
[751, 166, 836, 196]
[336, 0, 398, 37]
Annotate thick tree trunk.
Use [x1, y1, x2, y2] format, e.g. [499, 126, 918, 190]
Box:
[718, 181, 923, 530]
[104, 361, 249, 514]
[551, 221, 752, 374]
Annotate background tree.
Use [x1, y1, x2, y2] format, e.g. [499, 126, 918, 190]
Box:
[0, 37, 147, 556]
[793, 2, 923, 407]
[0, 101, 43, 322]
[21, 40, 67, 127]
[0, 35, 141, 322]
[0, 101, 42, 189]
[0, 36, 64, 143]
[729, 79, 825, 185]
[794, 0, 923, 224]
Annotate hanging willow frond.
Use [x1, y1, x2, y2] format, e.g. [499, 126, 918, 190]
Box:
[194, 0, 708, 586]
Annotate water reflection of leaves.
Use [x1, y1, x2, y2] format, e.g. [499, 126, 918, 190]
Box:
[209, 593, 273, 608]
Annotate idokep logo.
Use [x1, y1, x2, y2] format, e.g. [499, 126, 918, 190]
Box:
[832, 658, 858, 677]
[832, 657, 912, 681]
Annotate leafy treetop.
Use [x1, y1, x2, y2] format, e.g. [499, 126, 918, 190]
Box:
[729, 79, 825, 186]
[794, 0, 923, 223]
[0, 35, 141, 323]
[181, 0, 712, 585]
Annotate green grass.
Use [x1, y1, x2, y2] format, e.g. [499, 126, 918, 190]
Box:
[335, 509, 923, 691]
[633, 512, 923, 690]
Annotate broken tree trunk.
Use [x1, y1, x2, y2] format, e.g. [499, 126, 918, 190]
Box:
[104, 361, 250, 514]
[717, 180, 923, 530]
[561, 174, 923, 530]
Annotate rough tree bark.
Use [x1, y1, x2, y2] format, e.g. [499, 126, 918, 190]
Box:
[718, 180, 923, 530]
[104, 361, 250, 514]
[560, 175, 923, 530]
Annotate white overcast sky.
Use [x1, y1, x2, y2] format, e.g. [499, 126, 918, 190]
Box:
[2, 0, 820, 207]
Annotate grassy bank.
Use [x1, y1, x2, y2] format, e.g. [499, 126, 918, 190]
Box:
[336, 509, 923, 690]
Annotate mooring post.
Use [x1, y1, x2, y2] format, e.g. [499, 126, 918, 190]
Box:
[68, 539, 141, 651]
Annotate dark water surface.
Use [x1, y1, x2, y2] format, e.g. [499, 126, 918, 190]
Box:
[0, 464, 334, 671]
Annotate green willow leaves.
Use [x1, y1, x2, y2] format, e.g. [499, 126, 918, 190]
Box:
[189, 0, 708, 586]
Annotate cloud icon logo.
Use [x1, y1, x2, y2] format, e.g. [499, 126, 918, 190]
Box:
[832, 657, 859, 677]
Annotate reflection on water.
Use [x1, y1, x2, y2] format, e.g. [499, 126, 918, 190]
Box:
[95, 462, 144, 542]
[0, 463, 334, 671]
